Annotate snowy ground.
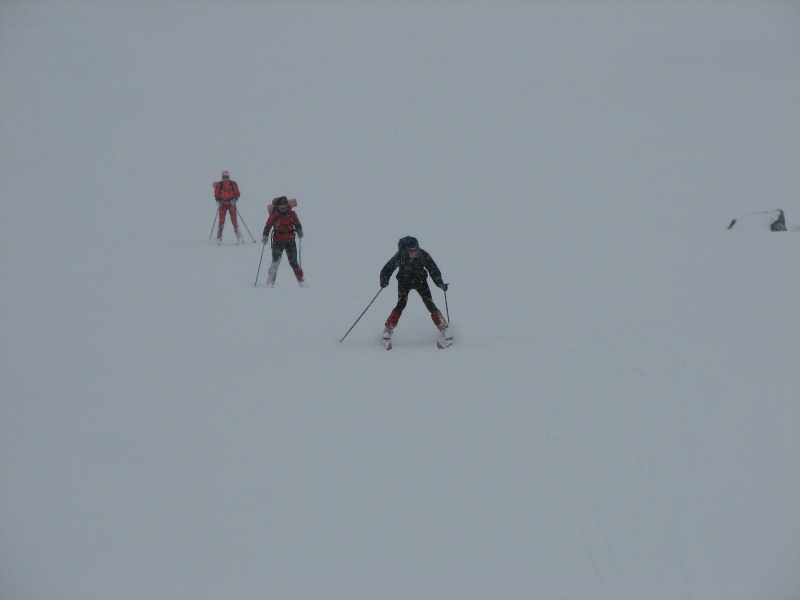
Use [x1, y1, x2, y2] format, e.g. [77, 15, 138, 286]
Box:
[1, 2, 799, 599]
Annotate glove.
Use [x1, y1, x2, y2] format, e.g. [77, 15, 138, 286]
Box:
[437, 282, 449, 291]
[296, 229, 303, 238]
[216, 200, 221, 206]
[231, 199, 237, 205]
[380, 281, 389, 288]
[261, 235, 269, 245]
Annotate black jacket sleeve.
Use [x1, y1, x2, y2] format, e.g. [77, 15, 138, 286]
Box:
[422, 251, 444, 286]
[380, 253, 400, 287]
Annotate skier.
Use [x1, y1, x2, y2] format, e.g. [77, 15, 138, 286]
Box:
[261, 196, 305, 287]
[213, 170, 242, 244]
[380, 236, 450, 346]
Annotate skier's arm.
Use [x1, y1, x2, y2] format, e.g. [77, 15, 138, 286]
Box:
[379, 253, 400, 287]
[423, 252, 445, 287]
[293, 213, 303, 237]
[262, 213, 275, 239]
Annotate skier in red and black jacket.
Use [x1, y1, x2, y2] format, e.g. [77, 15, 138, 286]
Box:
[213, 170, 242, 243]
[262, 196, 305, 287]
[380, 236, 449, 340]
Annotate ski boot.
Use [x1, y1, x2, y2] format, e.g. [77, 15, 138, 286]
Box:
[294, 268, 307, 288]
[382, 310, 401, 349]
[432, 310, 453, 348]
[266, 265, 277, 287]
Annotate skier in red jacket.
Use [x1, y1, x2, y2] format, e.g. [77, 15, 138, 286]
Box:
[261, 197, 305, 287]
[213, 171, 242, 244]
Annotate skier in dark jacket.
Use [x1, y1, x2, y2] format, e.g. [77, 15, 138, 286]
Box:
[380, 236, 449, 340]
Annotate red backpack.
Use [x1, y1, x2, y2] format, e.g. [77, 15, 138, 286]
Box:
[268, 196, 298, 214]
[213, 180, 239, 200]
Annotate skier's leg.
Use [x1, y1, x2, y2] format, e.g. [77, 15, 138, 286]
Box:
[417, 281, 439, 314]
[285, 241, 304, 282]
[431, 309, 449, 333]
[385, 284, 410, 336]
[393, 283, 410, 313]
[384, 309, 402, 336]
[217, 204, 227, 239]
[267, 242, 284, 286]
[230, 206, 242, 241]
[417, 281, 448, 333]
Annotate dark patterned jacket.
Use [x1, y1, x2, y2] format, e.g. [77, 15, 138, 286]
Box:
[380, 249, 443, 288]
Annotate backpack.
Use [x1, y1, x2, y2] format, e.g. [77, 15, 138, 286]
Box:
[214, 179, 237, 198]
[267, 197, 298, 214]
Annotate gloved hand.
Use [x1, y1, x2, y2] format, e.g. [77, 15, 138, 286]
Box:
[231, 199, 237, 205]
[437, 282, 449, 291]
[216, 200, 221, 206]
[261, 235, 269, 245]
[296, 229, 303, 238]
[380, 281, 389, 288]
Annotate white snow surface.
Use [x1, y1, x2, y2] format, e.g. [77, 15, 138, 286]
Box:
[1, 2, 799, 600]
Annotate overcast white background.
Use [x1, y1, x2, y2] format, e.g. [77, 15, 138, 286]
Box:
[1, 2, 799, 599]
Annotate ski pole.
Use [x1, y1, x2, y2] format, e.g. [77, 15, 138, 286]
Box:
[235, 207, 257, 243]
[339, 288, 383, 343]
[208, 209, 218, 241]
[444, 288, 450, 324]
[254, 241, 267, 286]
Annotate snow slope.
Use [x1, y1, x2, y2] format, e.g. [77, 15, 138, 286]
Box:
[1, 2, 799, 599]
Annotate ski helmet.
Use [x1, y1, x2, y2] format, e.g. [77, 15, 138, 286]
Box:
[273, 196, 289, 206]
[221, 170, 230, 178]
[398, 236, 419, 251]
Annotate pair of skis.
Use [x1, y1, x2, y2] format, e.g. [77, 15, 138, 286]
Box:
[217, 237, 245, 246]
[382, 334, 453, 350]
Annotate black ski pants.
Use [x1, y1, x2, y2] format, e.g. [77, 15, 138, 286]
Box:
[271, 239, 301, 270]
[394, 279, 438, 314]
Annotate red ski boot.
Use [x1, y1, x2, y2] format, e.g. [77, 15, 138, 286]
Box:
[382, 309, 402, 349]
[294, 268, 307, 288]
[432, 310, 453, 348]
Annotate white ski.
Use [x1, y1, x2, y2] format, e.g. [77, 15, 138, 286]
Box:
[437, 334, 453, 349]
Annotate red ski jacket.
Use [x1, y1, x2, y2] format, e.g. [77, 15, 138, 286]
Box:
[264, 208, 302, 243]
[214, 180, 240, 201]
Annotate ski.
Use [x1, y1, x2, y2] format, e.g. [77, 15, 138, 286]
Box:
[381, 335, 451, 349]
[437, 336, 453, 349]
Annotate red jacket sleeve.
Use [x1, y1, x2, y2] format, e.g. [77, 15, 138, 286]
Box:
[264, 211, 276, 234]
